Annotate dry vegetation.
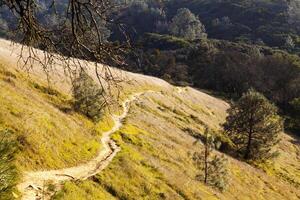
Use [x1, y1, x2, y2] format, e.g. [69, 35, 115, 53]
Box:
[0, 62, 109, 171]
[0, 38, 169, 172]
[0, 39, 299, 199]
[53, 89, 300, 200]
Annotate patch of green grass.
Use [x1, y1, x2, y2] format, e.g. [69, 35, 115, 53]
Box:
[0, 129, 20, 200]
[54, 120, 213, 200]
[52, 180, 116, 200]
[143, 33, 192, 50]
[91, 146, 179, 200]
[95, 114, 115, 132]
[29, 81, 72, 112]
[30, 81, 61, 96]
[54, 90, 300, 200]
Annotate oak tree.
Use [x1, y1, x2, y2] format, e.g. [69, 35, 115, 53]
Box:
[169, 8, 207, 40]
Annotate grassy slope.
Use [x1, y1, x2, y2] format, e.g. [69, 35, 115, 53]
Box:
[0, 62, 116, 171]
[0, 39, 299, 199]
[0, 38, 166, 172]
[53, 89, 300, 200]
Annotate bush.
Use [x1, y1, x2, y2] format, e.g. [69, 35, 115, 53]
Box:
[0, 129, 19, 199]
[193, 128, 229, 191]
[73, 71, 105, 122]
[286, 98, 300, 132]
[142, 33, 192, 50]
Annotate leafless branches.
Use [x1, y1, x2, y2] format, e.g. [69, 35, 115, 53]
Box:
[1, 0, 131, 100]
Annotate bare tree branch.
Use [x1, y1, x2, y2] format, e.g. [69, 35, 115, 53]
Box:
[1, 0, 132, 105]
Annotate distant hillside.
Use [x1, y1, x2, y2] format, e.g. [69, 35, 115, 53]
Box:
[129, 33, 300, 136]
[1, 0, 300, 51]
[165, 0, 300, 48]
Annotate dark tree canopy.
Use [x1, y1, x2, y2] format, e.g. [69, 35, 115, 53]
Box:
[223, 89, 283, 161]
[287, 98, 300, 132]
[169, 8, 206, 40]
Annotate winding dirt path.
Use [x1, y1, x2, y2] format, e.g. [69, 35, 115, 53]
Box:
[17, 92, 145, 200]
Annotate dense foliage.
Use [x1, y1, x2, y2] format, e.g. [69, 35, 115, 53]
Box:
[2, 0, 300, 51]
[112, 0, 300, 52]
[128, 35, 300, 134]
[165, 0, 300, 52]
[187, 41, 300, 105]
[287, 98, 300, 132]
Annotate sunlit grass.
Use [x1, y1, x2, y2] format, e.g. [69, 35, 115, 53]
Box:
[0, 63, 106, 170]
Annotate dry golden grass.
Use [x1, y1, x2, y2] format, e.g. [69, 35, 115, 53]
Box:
[0, 39, 168, 172]
[0, 63, 113, 170]
[54, 89, 300, 200]
[0, 39, 299, 199]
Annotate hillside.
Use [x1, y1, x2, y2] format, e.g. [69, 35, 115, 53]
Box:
[2, 0, 300, 52]
[165, 0, 300, 49]
[0, 39, 299, 200]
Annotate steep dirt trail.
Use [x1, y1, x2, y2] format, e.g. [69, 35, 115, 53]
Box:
[17, 92, 145, 200]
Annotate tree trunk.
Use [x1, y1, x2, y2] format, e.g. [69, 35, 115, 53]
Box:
[244, 127, 253, 159]
[244, 110, 254, 160]
[204, 139, 209, 184]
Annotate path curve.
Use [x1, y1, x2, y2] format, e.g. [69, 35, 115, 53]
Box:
[17, 92, 145, 200]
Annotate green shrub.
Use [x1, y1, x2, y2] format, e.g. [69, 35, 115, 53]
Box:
[142, 33, 191, 50]
[193, 128, 229, 191]
[286, 98, 300, 132]
[73, 71, 105, 122]
[0, 129, 19, 199]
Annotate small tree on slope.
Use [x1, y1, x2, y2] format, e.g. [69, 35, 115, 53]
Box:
[223, 89, 283, 161]
[193, 128, 229, 191]
[73, 70, 106, 122]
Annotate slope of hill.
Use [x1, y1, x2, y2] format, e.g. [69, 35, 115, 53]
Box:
[0, 39, 299, 200]
[53, 89, 300, 200]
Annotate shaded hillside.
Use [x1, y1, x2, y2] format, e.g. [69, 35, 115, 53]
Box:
[1, 0, 300, 51]
[130, 34, 300, 135]
[165, 0, 300, 47]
